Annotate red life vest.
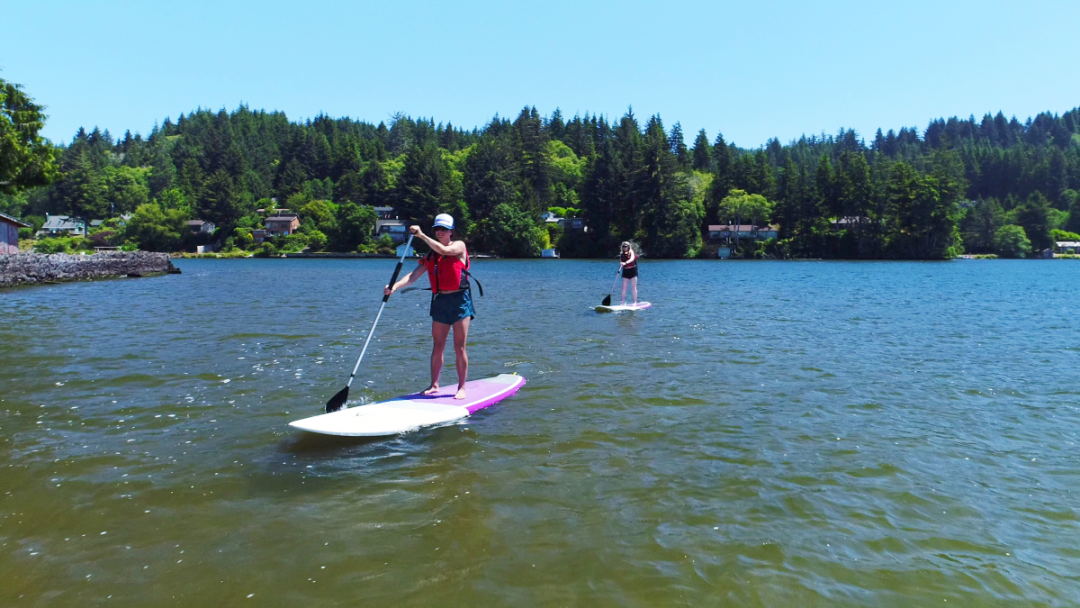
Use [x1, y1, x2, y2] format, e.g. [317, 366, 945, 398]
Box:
[424, 246, 471, 293]
[621, 250, 637, 268]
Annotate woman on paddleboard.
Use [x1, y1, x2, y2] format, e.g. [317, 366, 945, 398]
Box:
[619, 241, 639, 305]
[384, 214, 475, 399]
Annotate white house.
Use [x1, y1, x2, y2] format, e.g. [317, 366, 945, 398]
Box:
[40, 214, 86, 237]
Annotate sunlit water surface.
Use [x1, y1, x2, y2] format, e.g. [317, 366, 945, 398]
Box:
[2, 259, 1079, 606]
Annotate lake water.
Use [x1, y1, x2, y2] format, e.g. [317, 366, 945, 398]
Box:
[2, 258, 1079, 606]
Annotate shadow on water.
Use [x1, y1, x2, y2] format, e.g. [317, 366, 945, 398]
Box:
[279, 431, 395, 454]
[275, 422, 469, 461]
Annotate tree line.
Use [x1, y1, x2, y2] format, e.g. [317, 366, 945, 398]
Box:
[3, 75, 1079, 258]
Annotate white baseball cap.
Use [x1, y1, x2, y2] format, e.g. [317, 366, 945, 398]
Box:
[433, 213, 455, 230]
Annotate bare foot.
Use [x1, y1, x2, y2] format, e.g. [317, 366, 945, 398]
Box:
[422, 385, 440, 396]
[454, 387, 466, 400]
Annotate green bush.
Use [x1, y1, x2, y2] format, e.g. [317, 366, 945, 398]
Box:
[306, 229, 328, 252]
[994, 225, 1032, 258]
[124, 203, 188, 252]
[278, 234, 307, 253]
[35, 237, 76, 254]
[253, 242, 278, 258]
[1050, 229, 1080, 242]
[18, 227, 33, 239]
[375, 234, 394, 254]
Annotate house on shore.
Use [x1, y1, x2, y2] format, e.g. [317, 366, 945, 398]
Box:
[560, 218, 587, 232]
[187, 220, 216, 235]
[1056, 241, 1080, 254]
[376, 219, 408, 244]
[707, 224, 778, 242]
[265, 213, 300, 237]
[40, 214, 87, 237]
[1, 212, 30, 254]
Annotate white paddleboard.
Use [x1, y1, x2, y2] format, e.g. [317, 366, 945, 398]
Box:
[290, 374, 525, 436]
[596, 301, 652, 312]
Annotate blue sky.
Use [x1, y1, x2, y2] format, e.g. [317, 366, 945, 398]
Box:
[3, 0, 1079, 148]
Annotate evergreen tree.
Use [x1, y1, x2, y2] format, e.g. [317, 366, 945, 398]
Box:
[960, 198, 1005, 253]
[691, 129, 712, 171]
[1014, 191, 1053, 252]
[668, 122, 690, 170]
[200, 170, 249, 229]
[334, 171, 366, 205]
[360, 161, 391, 207]
[463, 134, 520, 222]
[514, 107, 552, 213]
[394, 143, 464, 227]
[58, 152, 107, 221]
[546, 108, 565, 141]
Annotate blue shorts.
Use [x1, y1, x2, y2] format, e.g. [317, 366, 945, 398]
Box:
[430, 290, 475, 325]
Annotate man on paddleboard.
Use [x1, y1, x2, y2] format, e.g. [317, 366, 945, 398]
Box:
[384, 214, 475, 399]
[619, 241, 639, 305]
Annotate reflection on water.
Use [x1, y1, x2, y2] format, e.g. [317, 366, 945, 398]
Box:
[1, 259, 1079, 606]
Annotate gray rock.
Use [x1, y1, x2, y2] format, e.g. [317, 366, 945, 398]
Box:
[0, 252, 178, 287]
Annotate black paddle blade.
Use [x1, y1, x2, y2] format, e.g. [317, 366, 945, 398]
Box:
[325, 386, 349, 413]
[601, 294, 612, 306]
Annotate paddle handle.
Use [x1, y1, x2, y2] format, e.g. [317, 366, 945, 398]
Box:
[346, 234, 415, 388]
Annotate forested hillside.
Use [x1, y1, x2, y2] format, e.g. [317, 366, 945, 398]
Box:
[3, 80, 1079, 258]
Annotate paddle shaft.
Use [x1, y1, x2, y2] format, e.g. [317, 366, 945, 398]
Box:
[344, 234, 414, 389]
[601, 266, 620, 305]
[607, 268, 620, 294]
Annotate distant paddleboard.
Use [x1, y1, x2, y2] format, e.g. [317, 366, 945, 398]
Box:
[595, 301, 652, 313]
[290, 374, 525, 436]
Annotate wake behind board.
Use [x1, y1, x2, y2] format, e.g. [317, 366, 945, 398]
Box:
[596, 301, 651, 313]
[290, 374, 525, 437]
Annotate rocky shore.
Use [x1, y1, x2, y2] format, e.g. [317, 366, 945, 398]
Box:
[0, 252, 179, 287]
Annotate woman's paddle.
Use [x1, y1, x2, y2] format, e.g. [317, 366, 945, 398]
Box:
[601, 267, 620, 306]
[325, 234, 415, 413]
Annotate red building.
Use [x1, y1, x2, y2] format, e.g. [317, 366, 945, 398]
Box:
[265, 214, 300, 236]
[0, 212, 30, 254]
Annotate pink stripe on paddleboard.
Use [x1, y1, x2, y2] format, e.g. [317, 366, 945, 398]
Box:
[401, 377, 526, 414]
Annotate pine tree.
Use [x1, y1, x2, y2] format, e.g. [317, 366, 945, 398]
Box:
[514, 107, 552, 213]
[546, 109, 565, 141]
[691, 129, 711, 171]
[394, 143, 463, 227]
[667, 121, 689, 170]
